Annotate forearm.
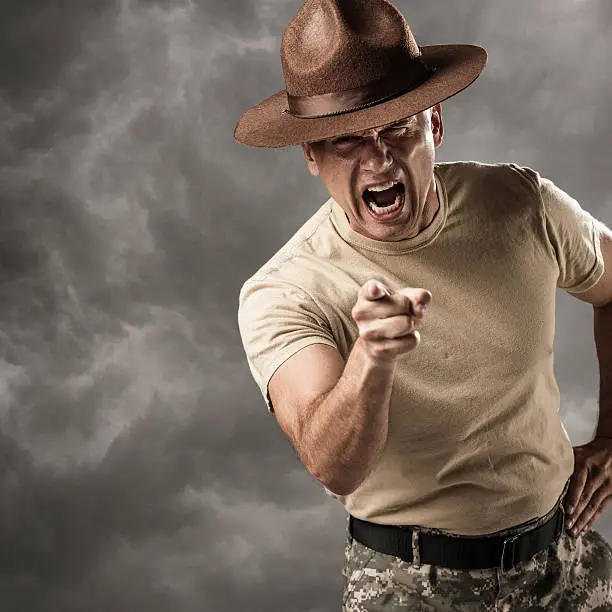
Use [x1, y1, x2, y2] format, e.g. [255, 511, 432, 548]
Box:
[594, 301, 612, 437]
[302, 337, 396, 496]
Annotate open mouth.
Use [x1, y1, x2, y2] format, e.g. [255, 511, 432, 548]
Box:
[362, 181, 405, 220]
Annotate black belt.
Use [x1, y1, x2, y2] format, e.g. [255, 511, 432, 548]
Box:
[349, 505, 565, 572]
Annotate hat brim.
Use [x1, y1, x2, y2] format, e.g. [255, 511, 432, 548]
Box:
[234, 44, 487, 148]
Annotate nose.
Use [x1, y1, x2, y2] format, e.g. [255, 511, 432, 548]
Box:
[361, 135, 394, 172]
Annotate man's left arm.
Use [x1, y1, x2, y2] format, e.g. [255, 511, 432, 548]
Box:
[564, 223, 612, 536]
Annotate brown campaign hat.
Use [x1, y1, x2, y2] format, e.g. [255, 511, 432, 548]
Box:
[234, 0, 487, 148]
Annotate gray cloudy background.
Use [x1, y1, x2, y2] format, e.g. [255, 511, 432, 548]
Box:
[0, 0, 611, 610]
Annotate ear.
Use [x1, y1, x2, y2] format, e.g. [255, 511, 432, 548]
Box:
[431, 103, 444, 148]
[301, 142, 320, 177]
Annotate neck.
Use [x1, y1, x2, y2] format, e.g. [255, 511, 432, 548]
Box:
[419, 176, 440, 232]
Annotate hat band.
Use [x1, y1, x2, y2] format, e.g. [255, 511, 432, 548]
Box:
[285, 59, 433, 119]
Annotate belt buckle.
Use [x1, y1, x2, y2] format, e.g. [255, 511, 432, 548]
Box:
[500, 532, 522, 572]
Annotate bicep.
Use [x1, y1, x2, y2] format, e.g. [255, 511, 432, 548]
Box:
[567, 222, 612, 307]
[268, 342, 345, 450]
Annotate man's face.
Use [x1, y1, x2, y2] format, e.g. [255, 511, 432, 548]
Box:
[302, 104, 443, 241]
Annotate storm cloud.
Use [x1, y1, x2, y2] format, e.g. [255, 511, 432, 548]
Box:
[0, 1, 611, 610]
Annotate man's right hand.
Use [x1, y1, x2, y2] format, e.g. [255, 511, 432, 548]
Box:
[351, 279, 432, 364]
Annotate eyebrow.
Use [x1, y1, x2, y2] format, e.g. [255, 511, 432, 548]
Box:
[337, 117, 418, 139]
[380, 116, 419, 130]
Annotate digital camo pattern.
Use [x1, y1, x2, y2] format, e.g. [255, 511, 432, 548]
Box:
[341, 517, 612, 611]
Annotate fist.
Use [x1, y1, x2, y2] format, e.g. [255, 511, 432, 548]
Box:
[351, 279, 432, 364]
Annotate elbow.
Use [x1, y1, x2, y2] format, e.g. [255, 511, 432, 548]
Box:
[325, 481, 359, 497]
[311, 468, 362, 497]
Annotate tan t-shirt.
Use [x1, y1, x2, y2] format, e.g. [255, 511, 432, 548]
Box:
[237, 161, 605, 535]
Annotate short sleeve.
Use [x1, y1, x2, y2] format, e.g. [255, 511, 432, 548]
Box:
[539, 177, 604, 293]
[237, 277, 338, 414]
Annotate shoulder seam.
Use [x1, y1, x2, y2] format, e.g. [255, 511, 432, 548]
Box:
[505, 163, 540, 192]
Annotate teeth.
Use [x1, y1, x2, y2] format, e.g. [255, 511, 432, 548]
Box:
[367, 181, 397, 192]
[367, 192, 403, 215]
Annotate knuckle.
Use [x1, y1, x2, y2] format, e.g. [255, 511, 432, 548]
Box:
[361, 326, 378, 341]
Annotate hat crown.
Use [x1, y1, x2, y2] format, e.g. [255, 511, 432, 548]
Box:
[281, 0, 422, 97]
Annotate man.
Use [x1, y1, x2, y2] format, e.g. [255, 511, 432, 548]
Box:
[235, 0, 612, 609]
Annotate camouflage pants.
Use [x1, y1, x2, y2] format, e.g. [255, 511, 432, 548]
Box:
[342, 500, 612, 610]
